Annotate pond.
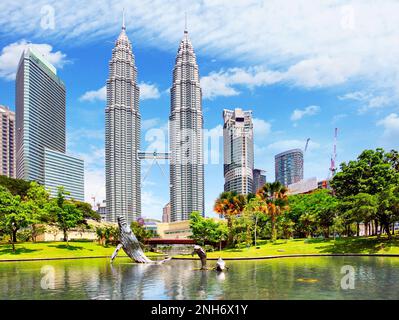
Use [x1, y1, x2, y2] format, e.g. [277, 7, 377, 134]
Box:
[1, 256, 399, 300]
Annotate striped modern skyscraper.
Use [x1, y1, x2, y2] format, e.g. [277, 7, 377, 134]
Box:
[105, 18, 141, 224]
[15, 47, 84, 200]
[223, 108, 254, 195]
[169, 28, 204, 221]
[16, 47, 66, 184]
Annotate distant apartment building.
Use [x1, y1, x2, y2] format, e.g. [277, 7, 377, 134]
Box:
[96, 200, 107, 221]
[223, 108, 254, 195]
[252, 168, 266, 193]
[162, 202, 171, 223]
[275, 149, 304, 186]
[16, 47, 84, 199]
[0, 105, 15, 178]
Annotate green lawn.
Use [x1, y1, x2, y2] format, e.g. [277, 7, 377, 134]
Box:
[177, 236, 399, 259]
[0, 241, 161, 261]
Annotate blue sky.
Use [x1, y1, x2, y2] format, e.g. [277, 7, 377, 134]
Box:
[0, 0, 398, 220]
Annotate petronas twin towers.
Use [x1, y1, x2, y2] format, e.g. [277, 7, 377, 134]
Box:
[105, 19, 204, 224]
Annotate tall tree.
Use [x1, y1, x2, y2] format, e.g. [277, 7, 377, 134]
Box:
[48, 187, 83, 243]
[257, 182, 289, 242]
[243, 197, 268, 245]
[0, 175, 31, 197]
[331, 148, 399, 198]
[0, 186, 28, 251]
[377, 185, 399, 239]
[214, 191, 247, 245]
[23, 182, 50, 241]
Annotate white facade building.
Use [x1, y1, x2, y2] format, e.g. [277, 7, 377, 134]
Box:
[169, 29, 204, 221]
[223, 108, 254, 195]
[0, 105, 15, 178]
[105, 19, 141, 224]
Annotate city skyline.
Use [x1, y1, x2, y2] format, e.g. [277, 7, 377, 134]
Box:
[0, 1, 398, 220]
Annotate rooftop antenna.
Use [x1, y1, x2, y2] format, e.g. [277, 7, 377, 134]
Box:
[122, 8, 126, 30]
[184, 12, 188, 33]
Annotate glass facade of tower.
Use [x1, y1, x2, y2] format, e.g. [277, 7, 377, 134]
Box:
[105, 23, 141, 224]
[44, 148, 85, 201]
[169, 30, 204, 222]
[275, 149, 304, 186]
[16, 48, 66, 184]
[16, 48, 84, 199]
[223, 108, 254, 195]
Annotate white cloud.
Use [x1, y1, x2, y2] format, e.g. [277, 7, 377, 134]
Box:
[0, 0, 398, 104]
[142, 118, 161, 130]
[200, 57, 360, 99]
[201, 67, 283, 99]
[79, 82, 160, 102]
[253, 118, 272, 137]
[140, 82, 161, 100]
[339, 91, 391, 113]
[291, 105, 320, 121]
[332, 113, 348, 123]
[0, 40, 67, 80]
[1, 1, 398, 97]
[79, 86, 106, 102]
[377, 113, 399, 145]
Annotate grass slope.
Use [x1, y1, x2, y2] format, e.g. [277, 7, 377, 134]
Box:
[178, 236, 399, 259]
[0, 241, 161, 261]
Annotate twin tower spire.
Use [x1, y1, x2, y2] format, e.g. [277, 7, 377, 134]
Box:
[105, 12, 204, 224]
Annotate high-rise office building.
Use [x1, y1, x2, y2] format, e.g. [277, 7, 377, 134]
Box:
[16, 47, 66, 184]
[15, 47, 84, 200]
[44, 148, 84, 201]
[252, 168, 266, 193]
[0, 105, 16, 178]
[105, 18, 141, 224]
[275, 149, 303, 186]
[169, 28, 204, 221]
[223, 108, 254, 195]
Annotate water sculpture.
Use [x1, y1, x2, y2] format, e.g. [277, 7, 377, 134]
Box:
[192, 245, 207, 270]
[111, 216, 171, 264]
[215, 257, 228, 272]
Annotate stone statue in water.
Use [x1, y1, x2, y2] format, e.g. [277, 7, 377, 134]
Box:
[110, 216, 171, 264]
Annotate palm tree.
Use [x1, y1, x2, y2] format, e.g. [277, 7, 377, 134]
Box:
[214, 191, 246, 245]
[244, 197, 268, 246]
[256, 181, 289, 242]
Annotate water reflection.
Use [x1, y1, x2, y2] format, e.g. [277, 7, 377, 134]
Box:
[0, 257, 399, 300]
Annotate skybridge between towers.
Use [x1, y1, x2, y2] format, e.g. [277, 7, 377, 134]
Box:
[138, 151, 170, 186]
[137, 151, 170, 160]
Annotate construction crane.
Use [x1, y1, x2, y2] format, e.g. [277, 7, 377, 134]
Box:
[328, 128, 338, 179]
[304, 138, 310, 152]
[296, 138, 310, 183]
